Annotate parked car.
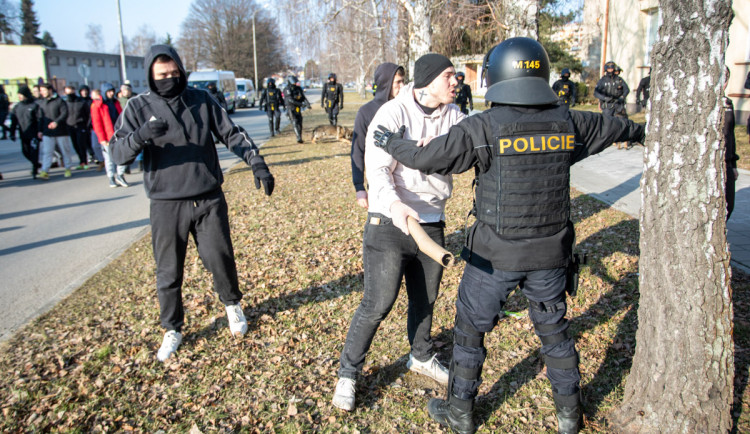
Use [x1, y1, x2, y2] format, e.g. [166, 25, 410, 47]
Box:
[235, 78, 256, 108]
[187, 69, 238, 113]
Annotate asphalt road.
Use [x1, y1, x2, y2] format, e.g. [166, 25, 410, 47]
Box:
[0, 96, 320, 341]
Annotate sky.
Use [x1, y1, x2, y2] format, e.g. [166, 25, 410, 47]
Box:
[33, 0, 192, 53]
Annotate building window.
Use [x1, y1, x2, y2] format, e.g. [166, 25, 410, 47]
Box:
[48, 56, 59, 66]
[133, 80, 139, 87]
[110, 60, 118, 67]
[96, 58, 105, 67]
[645, 8, 661, 65]
[67, 57, 77, 66]
[83, 58, 91, 66]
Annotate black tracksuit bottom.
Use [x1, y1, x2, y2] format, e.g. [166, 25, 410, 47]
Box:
[20, 136, 40, 173]
[150, 188, 242, 332]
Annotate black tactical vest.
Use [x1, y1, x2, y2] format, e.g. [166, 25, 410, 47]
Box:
[324, 84, 338, 107]
[267, 88, 281, 111]
[475, 105, 577, 239]
[557, 81, 572, 102]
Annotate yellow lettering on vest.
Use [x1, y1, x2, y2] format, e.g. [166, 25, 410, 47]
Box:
[566, 135, 575, 150]
[548, 136, 560, 150]
[530, 136, 541, 152]
[514, 137, 529, 153]
[499, 139, 512, 153]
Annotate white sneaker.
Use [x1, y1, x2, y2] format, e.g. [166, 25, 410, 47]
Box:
[407, 353, 449, 385]
[332, 378, 356, 411]
[225, 304, 248, 336]
[157, 330, 182, 362]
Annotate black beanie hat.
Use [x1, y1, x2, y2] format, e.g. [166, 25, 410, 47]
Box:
[18, 86, 33, 99]
[413, 53, 454, 89]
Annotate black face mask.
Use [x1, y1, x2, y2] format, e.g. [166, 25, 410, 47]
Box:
[154, 77, 182, 98]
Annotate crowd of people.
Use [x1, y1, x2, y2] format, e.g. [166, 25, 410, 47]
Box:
[3, 81, 139, 186]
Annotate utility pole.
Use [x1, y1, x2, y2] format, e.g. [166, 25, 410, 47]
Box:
[116, 0, 128, 83]
[252, 11, 259, 97]
[600, 0, 610, 77]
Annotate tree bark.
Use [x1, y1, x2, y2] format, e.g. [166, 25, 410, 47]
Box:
[610, 1, 734, 432]
[502, 0, 539, 38]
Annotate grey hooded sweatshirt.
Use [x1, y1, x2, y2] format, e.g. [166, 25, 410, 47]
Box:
[110, 44, 259, 200]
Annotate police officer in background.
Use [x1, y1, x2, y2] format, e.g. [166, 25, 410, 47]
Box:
[594, 61, 629, 118]
[284, 75, 311, 143]
[636, 67, 651, 109]
[373, 37, 645, 434]
[553, 68, 577, 107]
[206, 82, 227, 111]
[321, 73, 344, 126]
[259, 78, 285, 136]
[454, 71, 473, 115]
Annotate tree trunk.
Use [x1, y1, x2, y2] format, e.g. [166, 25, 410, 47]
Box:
[610, 1, 734, 432]
[503, 0, 539, 39]
[399, 0, 432, 79]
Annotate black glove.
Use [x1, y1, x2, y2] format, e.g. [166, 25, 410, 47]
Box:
[134, 118, 168, 144]
[373, 125, 406, 153]
[250, 155, 274, 196]
[305, 101, 312, 110]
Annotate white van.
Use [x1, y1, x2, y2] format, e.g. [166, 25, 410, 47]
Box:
[187, 69, 238, 113]
[235, 78, 256, 108]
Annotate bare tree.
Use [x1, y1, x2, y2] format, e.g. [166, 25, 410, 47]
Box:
[609, 0, 735, 431]
[129, 24, 156, 57]
[85, 23, 104, 52]
[179, 0, 286, 81]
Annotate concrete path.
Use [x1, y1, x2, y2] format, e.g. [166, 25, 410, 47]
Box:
[570, 145, 750, 273]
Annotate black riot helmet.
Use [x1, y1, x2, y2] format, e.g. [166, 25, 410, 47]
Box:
[561, 68, 571, 79]
[287, 75, 298, 86]
[455, 71, 465, 80]
[267, 78, 276, 87]
[604, 61, 616, 74]
[328, 73, 336, 82]
[483, 37, 558, 105]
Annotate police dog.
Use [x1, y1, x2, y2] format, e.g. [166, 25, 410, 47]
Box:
[311, 125, 353, 143]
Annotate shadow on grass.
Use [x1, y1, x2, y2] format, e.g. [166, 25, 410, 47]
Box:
[731, 269, 750, 433]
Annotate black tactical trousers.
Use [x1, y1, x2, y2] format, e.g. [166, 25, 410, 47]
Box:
[451, 262, 580, 400]
[150, 189, 242, 332]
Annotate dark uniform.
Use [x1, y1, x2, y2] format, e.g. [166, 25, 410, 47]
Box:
[454, 72, 473, 115]
[723, 96, 739, 219]
[594, 61, 629, 119]
[206, 83, 227, 111]
[259, 78, 285, 136]
[321, 73, 344, 126]
[283, 76, 311, 143]
[636, 69, 651, 109]
[374, 37, 645, 434]
[552, 68, 577, 107]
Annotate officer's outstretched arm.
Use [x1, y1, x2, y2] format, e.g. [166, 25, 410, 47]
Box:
[569, 110, 646, 163]
[373, 124, 479, 175]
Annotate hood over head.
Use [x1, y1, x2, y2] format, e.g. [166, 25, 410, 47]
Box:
[144, 44, 187, 95]
[372, 62, 402, 102]
[18, 86, 33, 100]
[79, 84, 90, 93]
[100, 82, 115, 95]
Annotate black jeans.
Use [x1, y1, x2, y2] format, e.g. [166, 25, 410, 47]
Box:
[452, 262, 580, 399]
[338, 214, 445, 380]
[20, 137, 40, 173]
[69, 125, 91, 165]
[150, 189, 242, 332]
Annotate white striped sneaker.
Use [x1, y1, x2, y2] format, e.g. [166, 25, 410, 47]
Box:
[332, 378, 356, 411]
[407, 353, 449, 385]
[225, 304, 248, 336]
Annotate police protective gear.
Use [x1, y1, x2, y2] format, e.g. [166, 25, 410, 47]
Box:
[455, 71, 465, 79]
[328, 73, 336, 81]
[474, 105, 575, 238]
[267, 78, 275, 87]
[561, 68, 570, 78]
[322, 73, 344, 125]
[287, 76, 298, 87]
[483, 37, 558, 105]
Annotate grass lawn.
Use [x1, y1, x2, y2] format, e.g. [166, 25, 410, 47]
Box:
[2, 96, 749, 432]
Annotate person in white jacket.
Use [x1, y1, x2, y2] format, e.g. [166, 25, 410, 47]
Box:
[333, 54, 467, 411]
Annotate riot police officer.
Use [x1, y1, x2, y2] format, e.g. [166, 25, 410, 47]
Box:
[553, 68, 577, 107]
[259, 78, 285, 136]
[594, 61, 629, 118]
[206, 82, 227, 111]
[636, 67, 651, 109]
[454, 71, 473, 115]
[283, 76, 311, 143]
[321, 73, 344, 126]
[373, 37, 645, 434]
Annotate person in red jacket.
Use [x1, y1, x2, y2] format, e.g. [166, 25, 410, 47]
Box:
[91, 85, 128, 187]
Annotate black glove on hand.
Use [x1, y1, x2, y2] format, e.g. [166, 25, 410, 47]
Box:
[373, 125, 406, 153]
[251, 155, 274, 196]
[134, 118, 168, 144]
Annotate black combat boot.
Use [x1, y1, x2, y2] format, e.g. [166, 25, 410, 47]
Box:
[269, 120, 275, 136]
[427, 394, 475, 434]
[553, 390, 583, 434]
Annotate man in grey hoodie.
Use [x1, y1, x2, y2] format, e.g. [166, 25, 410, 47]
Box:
[110, 44, 275, 362]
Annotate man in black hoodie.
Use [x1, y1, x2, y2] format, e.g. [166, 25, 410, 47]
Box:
[38, 83, 76, 180]
[64, 85, 91, 169]
[10, 86, 42, 177]
[110, 44, 275, 362]
[349, 63, 405, 208]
